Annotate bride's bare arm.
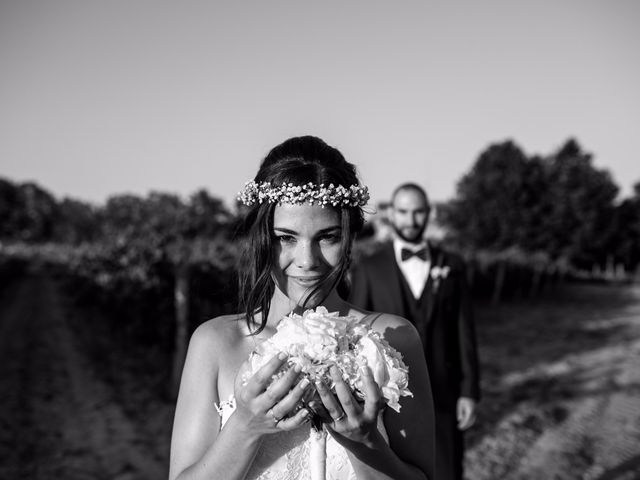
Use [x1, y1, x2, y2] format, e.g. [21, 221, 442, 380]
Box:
[169, 320, 255, 480]
[168, 320, 311, 480]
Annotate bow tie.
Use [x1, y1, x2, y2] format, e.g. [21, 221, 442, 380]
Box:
[401, 247, 428, 262]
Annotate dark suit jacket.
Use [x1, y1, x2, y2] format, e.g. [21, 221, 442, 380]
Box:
[349, 242, 480, 410]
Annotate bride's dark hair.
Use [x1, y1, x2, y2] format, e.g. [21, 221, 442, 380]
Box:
[236, 135, 365, 334]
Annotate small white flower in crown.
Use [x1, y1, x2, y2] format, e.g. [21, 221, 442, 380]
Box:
[237, 180, 370, 208]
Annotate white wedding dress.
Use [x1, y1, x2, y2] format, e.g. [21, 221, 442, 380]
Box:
[216, 396, 360, 480]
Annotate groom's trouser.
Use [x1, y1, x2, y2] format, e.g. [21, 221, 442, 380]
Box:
[434, 408, 464, 480]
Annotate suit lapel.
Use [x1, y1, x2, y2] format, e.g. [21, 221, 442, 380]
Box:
[423, 244, 442, 325]
[383, 244, 406, 314]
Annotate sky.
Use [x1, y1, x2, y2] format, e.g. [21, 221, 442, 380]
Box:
[1, 0, 639, 210]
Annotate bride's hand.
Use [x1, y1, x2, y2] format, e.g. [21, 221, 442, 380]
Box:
[233, 353, 312, 435]
[314, 365, 384, 444]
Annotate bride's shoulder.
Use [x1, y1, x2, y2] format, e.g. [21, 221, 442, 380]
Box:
[350, 307, 415, 332]
[351, 308, 421, 348]
[189, 314, 245, 354]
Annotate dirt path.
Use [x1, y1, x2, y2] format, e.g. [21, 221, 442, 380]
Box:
[0, 272, 168, 480]
[465, 283, 640, 480]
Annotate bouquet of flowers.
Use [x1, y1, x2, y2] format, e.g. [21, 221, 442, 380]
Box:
[242, 307, 412, 480]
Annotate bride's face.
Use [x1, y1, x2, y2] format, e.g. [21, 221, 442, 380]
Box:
[271, 203, 343, 306]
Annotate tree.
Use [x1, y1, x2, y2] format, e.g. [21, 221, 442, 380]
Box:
[100, 190, 236, 396]
[439, 140, 551, 301]
[608, 182, 640, 274]
[101, 194, 154, 242]
[54, 197, 100, 244]
[0, 179, 60, 242]
[542, 139, 619, 269]
[440, 138, 622, 301]
[442, 140, 538, 252]
[0, 177, 21, 240]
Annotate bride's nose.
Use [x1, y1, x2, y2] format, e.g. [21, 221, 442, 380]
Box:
[294, 241, 319, 269]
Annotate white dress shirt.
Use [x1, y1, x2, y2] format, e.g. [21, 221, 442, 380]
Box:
[393, 239, 431, 299]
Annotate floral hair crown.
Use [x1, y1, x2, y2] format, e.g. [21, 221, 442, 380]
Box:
[237, 180, 370, 208]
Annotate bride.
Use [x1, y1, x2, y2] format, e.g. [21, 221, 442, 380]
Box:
[169, 136, 435, 480]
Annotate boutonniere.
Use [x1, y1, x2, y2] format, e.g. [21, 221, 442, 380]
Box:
[430, 265, 451, 292]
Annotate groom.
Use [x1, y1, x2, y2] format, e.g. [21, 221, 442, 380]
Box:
[349, 183, 480, 480]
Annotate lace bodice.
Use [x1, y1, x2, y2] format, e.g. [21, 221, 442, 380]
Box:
[216, 396, 357, 480]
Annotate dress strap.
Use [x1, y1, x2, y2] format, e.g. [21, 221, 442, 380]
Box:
[360, 311, 384, 327]
[214, 395, 236, 417]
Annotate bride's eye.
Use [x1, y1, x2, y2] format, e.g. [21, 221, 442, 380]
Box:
[275, 234, 296, 245]
[319, 233, 341, 245]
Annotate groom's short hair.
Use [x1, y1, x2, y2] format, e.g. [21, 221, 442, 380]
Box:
[391, 182, 430, 207]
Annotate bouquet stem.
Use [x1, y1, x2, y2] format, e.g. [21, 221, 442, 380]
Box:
[309, 423, 326, 480]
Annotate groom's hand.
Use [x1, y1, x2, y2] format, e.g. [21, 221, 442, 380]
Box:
[457, 397, 476, 430]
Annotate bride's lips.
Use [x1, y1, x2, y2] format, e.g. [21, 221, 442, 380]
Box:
[290, 276, 323, 287]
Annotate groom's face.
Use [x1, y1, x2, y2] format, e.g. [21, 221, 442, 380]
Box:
[390, 188, 430, 243]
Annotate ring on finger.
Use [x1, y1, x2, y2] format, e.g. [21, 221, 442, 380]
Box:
[268, 409, 283, 424]
[333, 412, 346, 422]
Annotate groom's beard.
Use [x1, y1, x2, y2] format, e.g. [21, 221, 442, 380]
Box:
[392, 224, 426, 244]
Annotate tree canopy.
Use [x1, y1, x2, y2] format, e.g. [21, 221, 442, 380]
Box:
[440, 139, 627, 271]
